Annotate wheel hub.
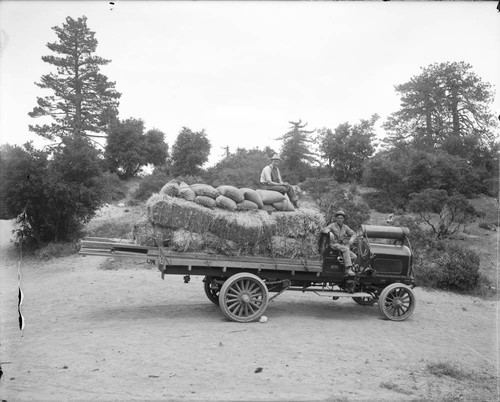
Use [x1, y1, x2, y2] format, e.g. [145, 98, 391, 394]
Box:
[394, 298, 404, 307]
[239, 293, 251, 304]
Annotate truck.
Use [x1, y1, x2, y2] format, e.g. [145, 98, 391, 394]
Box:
[79, 224, 416, 323]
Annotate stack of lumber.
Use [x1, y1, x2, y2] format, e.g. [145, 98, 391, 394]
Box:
[133, 180, 325, 259]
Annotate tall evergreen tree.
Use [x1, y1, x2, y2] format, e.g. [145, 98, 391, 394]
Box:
[383, 61, 497, 164]
[29, 16, 121, 141]
[277, 120, 317, 181]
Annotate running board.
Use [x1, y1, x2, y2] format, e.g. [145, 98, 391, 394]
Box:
[313, 291, 373, 298]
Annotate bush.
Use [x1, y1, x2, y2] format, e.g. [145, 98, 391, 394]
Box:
[300, 177, 338, 199]
[1, 139, 107, 244]
[408, 189, 479, 238]
[391, 215, 435, 251]
[35, 242, 79, 259]
[363, 191, 405, 213]
[317, 187, 371, 229]
[101, 172, 129, 202]
[436, 244, 480, 291]
[414, 244, 480, 292]
[131, 171, 171, 201]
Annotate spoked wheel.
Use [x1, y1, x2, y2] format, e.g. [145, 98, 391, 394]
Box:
[352, 296, 376, 306]
[218, 273, 269, 323]
[204, 276, 222, 306]
[378, 283, 416, 321]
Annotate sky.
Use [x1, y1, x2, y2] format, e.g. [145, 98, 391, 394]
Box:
[0, 1, 499, 166]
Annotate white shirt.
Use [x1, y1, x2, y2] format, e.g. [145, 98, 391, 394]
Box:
[260, 164, 282, 185]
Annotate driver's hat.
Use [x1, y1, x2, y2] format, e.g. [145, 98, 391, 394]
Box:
[335, 210, 346, 218]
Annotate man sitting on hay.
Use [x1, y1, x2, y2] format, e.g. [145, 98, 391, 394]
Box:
[260, 154, 299, 208]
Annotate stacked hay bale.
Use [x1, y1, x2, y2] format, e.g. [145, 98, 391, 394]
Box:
[133, 180, 325, 259]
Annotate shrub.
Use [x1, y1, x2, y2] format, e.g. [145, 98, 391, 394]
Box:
[101, 172, 129, 202]
[300, 176, 338, 199]
[317, 187, 371, 229]
[176, 175, 204, 185]
[414, 243, 480, 292]
[436, 244, 480, 291]
[391, 215, 435, 251]
[1, 139, 106, 244]
[408, 189, 479, 238]
[478, 221, 497, 231]
[363, 191, 405, 213]
[132, 171, 171, 201]
[35, 242, 79, 259]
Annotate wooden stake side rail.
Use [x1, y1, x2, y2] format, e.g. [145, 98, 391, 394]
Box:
[79, 238, 323, 273]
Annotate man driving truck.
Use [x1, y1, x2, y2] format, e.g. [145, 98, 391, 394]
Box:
[321, 210, 357, 277]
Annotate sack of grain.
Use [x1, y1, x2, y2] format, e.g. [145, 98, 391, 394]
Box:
[240, 188, 264, 209]
[262, 204, 277, 213]
[215, 195, 237, 211]
[191, 183, 219, 199]
[179, 182, 196, 202]
[257, 189, 285, 205]
[217, 185, 244, 203]
[195, 195, 216, 209]
[236, 200, 259, 211]
[160, 179, 180, 197]
[272, 199, 295, 212]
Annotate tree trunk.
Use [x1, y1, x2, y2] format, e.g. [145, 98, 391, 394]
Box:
[451, 88, 460, 137]
[74, 39, 82, 137]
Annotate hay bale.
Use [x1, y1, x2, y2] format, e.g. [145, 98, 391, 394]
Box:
[195, 195, 216, 209]
[240, 188, 264, 209]
[147, 194, 215, 233]
[217, 185, 244, 203]
[273, 199, 295, 212]
[133, 219, 174, 247]
[171, 229, 204, 252]
[272, 208, 326, 238]
[257, 189, 285, 205]
[191, 183, 219, 199]
[179, 182, 196, 202]
[209, 210, 269, 246]
[236, 200, 259, 211]
[215, 195, 237, 211]
[269, 235, 320, 259]
[160, 179, 180, 197]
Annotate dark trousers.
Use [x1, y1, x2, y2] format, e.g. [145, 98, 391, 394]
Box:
[262, 184, 298, 202]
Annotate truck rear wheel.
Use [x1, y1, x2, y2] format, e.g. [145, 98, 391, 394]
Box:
[218, 273, 269, 323]
[378, 283, 416, 321]
[204, 276, 221, 306]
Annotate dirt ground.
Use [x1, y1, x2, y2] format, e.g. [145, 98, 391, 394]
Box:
[0, 219, 498, 401]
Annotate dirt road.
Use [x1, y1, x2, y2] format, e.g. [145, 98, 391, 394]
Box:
[0, 220, 498, 401]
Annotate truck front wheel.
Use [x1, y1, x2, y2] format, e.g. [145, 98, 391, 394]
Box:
[378, 283, 416, 321]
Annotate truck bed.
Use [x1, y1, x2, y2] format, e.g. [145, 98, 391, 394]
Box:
[79, 237, 323, 274]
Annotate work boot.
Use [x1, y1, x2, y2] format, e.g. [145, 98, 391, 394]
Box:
[344, 266, 355, 277]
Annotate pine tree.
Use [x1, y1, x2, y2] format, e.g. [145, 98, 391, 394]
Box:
[277, 120, 317, 181]
[29, 16, 121, 141]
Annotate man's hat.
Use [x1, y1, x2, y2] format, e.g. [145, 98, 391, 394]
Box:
[270, 154, 282, 161]
[335, 210, 346, 218]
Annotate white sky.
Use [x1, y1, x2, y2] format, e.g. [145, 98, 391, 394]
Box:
[0, 1, 499, 166]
